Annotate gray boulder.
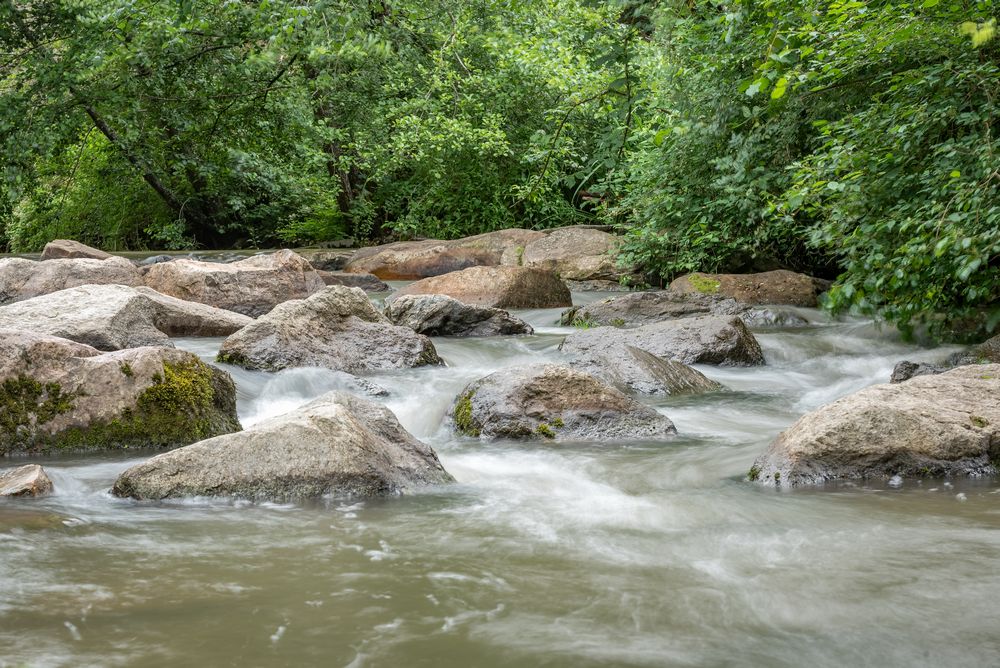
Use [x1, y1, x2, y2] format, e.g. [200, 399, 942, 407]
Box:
[384, 294, 533, 337]
[560, 290, 808, 329]
[891, 334, 1000, 383]
[0, 256, 141, 304]
[561, 315, 765, 366]
[500, 226, 626, 281]
[448, 363, 676, 441]
[0, 465, 54, 498]
[749, 364, 1000, 486]
[571, 345, 722, 396]
[217, 286, 441, 372]
[111, 391, 454, 501]
[40, 240, 113, 261]
[0, 284, 252, 351]
[0, 329, 240, 455]
[391, 266, 571, 309]
[141, 249, 324, 317]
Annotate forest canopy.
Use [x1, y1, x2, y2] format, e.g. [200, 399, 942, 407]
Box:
[0, 0, 997, 340]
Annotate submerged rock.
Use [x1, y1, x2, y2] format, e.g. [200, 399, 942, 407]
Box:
[141, 249, 324, 317]
[500, 226, 626, 281]
[217, 286, 441, 373]
[317, 270, 390, 292]
[0, 284, 252, 351]
[890, 361, 950, 384]
[40, 239, 112, 261]
[749, 364, 1000, 486]
[561, 315, 765, 366]
[890, 334, 1000, 383]
[0, 330, 240, 455]
[669, 270, 829, 307]
[344, 229, 545, 280]
[0, 465, 54, 498]
[570, 345, 723, 396]
[447, 363, 676, 441]
[384, 294, 533, 337]
[392, 266, 571, 309]
[0, 256, 141, 305]
[112, 392, 454, 501]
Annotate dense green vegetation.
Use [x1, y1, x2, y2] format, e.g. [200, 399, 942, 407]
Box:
[1, 0, 997, 339]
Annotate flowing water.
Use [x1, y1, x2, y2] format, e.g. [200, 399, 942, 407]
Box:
[2, 292, 999, 667]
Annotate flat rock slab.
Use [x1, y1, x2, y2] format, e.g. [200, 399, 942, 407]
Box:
[0, 465, 54, 498]
[750, 364, 1000, 486]
[384, 294, 532, 337]
[318, 270, 390, 292]
[670, 270, 829, 307]
[141, 249, 324, 317]
[112, 391, 454, 501]
[448, 363, 676, 442]
[344, 229, 545, 280]
[560, 315, 765, 366]
[561, 290, 809, 329]
[392, 266, 571, 309]
[217, 286, 441, 372]
[40, 240, 112, 261]
[0, 284, 252, 351]
[0, 329, 240, 455]
[0, 257, 141, 305]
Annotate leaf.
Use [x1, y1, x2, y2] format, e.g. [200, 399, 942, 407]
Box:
[770, 77, 788, 99]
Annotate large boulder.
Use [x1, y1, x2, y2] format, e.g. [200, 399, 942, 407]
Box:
[0, 257, 141, 304]
[501, 226, 625, 281]
[40, 239, 113, 261]
[392, 266, 571, 309]
[560, 315, 765, 366]
[669, 270, 829, 307]
[217, 286, 441, 372]
[111, 391, 454, 501]
[141, 249, 324, 317]
[0, 465, 54, 498]
[749, 364, 1000, 486]
[448, 364, 676, 441]
[560, 290, 808, 329]
[0, 284, 252, 351]
[0, 330, 240, 455]
[343, 229, 546, 280]
[384, 294, 533, 337]
[570, 345, 722, 396]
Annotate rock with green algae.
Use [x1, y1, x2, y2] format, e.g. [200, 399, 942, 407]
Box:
[0, 329, 240, 455]
[112, 391, 454, 501]
[447, 363, 676, 442]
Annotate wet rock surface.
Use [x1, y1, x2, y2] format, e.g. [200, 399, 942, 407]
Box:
[750, 364, 1000, 486]
[112, 391, 454, 501]
[217, 286, 442, 373]
[384, 294, 532, 337]
[0, 465, 54, 498]
[447, 363, 676, 442]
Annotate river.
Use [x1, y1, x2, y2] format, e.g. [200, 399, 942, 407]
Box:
[2, 290, 998, 667]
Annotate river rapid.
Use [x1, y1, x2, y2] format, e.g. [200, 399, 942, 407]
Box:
[2, 290, 998, 667]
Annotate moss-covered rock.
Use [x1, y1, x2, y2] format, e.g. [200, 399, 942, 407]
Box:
[0, 329, 240, 455]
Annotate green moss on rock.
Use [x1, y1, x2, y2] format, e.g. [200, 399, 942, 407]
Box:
[0, 376, 78, 450]
[687, 273, 721, 294]
[2, 360, 241, 455]
[453, 390, 481, 437]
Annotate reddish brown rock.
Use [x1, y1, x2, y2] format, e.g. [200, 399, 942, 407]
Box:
[391, 266, 571, 309]
[40, 239, 113, 261]
[670, 270, 830, 307]
[344, 229, 546, 280]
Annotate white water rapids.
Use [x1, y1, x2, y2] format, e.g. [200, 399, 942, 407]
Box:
[2, 290, 998, 667]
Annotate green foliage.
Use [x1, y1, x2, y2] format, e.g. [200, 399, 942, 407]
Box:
[617, 0, 1000, 340]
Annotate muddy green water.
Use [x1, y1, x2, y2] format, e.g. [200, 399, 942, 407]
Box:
[2, 295, 998, 667]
